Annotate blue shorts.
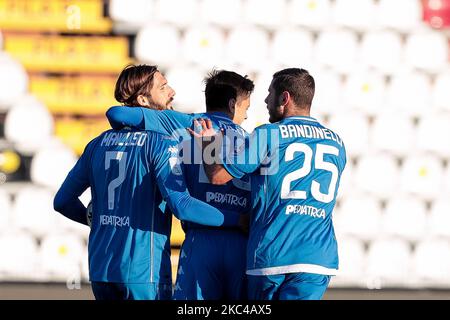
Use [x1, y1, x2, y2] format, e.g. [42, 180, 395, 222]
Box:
[173, 228, 247, 300]
[91, 282, 172, 300]
[247, 272, 331, 300]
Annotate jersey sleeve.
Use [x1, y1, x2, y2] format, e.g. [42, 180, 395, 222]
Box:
[106, 106, 193, 140]
[53, 139, 98, 225]
[152, 137, 233, 226]
[221, 125, 270, 179]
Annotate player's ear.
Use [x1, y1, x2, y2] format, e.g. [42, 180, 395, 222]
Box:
[228, 98, 236, 114]
[137, 94, 150, 107]
[281, 91, 290, 106]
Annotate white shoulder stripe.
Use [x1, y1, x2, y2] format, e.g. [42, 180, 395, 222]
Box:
[246, 263, 337, 276]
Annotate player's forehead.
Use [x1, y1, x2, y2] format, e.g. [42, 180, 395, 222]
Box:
[152, 71, 167, 87]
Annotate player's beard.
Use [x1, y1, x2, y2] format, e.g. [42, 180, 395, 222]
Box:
[146, 97, 174, 111]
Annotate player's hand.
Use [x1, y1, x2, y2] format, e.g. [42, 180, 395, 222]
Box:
[86, 201, 93, 227]
[187, 118, 220, 138]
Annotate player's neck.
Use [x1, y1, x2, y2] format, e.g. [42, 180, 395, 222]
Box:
[283, 105, 311, 118]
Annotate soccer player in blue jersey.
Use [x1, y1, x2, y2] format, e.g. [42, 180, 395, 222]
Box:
[192, 68, 347, 300]
[105, 70, 255, 300]
[53, 65, 237, 300]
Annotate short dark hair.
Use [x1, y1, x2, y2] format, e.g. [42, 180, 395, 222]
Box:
[204, 70, 255, 112]
[114, 64, 158, 106]
[272, 68, 315, 109]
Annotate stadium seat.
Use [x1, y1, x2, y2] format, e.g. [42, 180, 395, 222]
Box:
[225, 26, 270, 72]
[154, 0, 198, 27]
[353, 153, 400, 199]
[244, 0, 286, 29]
[334, 195, 382, 241]
[327, 113, 369, 157]
[387, 71, 432, 117]
[181, 26, 226, 69]
[366, 238, 413, 287]
[135, 24, 181, 67]
[399, 154, 444, 201]
[376, 0, 424, 32]
[270, 28, 314, 68]
[422, 0, 450, 29]
[39, 233, 84, 282]
[404, 31, 449, 73]
[166, 67, 206, 113]
[428, 200, 450, 238]
[11, 186, 60, 238]
[359, 31, 403, 75]
[413, 239, 450, 287]
[370, 112, 416, 157]
[0, 231, 39, 281]
[332, 236, 366, 287]
[288, 0, 333, 30]
[314, 30, 359, 74]
[382, 196, 427, 241]
[109, 0, 154, 27]
[81, 247, 89, 282]
[30, 139, 78, 190]
[200, 0, 243, 28]
[333, 0, 377, 31]
[417, 113, 450, 158]
[342, 70, 387, 116]
[311, 70, 343, 116]
[0, 53, 28, 110]
[444, 165, 450, 196]
[432, 72, 450, 113]
[0, 190, 11, 232]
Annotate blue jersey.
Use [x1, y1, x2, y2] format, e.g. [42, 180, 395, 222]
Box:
[107, 107, 251, 230]
[221, 116, 346, 276]
[54, 128, 232, 284]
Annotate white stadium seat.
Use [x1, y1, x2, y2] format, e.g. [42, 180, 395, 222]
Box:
[399, 154, 444, 201]
[333, 0, 377, 31]
[332, 236, 366, 287]
[109, 0, 153, 26]
[154, 0, 199, 27]
[314, 30, 359, 74]
[135, 24, 181, 67]
[244, 0, 286, 29]
[200, 0, 243, 28]
[416, 113, 450, 158]
[30, 139, 78, 190]
[353, 153, 400, 199]
[382, 197, 427, 241]
[359, 31, 403, 75]
[181, 26, 225, 69]
[311, 70, 343, 116]
[428, 200, 450, 238]
[413, 239, 450, 287]
[370, 112, 416, 157]
[0, 53, 28, 110]
[342, 70, 387, 116]
[387, 71, 432, 117]
[0, 190, 12, 232]
[288, 0, 333, 30]
[166, 66, 205, 114]
[327, 113, 369, 157]
[4, 95, 54, 155]
[11, 186, 60, 238]
[334, 195, 382, 241]
[404, 31, 449, 74]
[226, 26, 270, 72]
[376, 0, 424, 32]
[432, 72, 450, 113]
[0, 231, 39, 281]
[366, 238, 413, 287]
[270, 28, 314, 68]
[39, 233, 84, 282]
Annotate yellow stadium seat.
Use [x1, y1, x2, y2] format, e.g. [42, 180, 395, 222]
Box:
[55, 117, 110, 155]
[30, 75, 119, 115]
[0, 0, 111, 33]
[4, 34, 132, 73]
[170, 217, 185, 247]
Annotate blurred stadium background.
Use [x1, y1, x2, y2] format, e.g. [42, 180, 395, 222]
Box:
[1, 0, 450, 299]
